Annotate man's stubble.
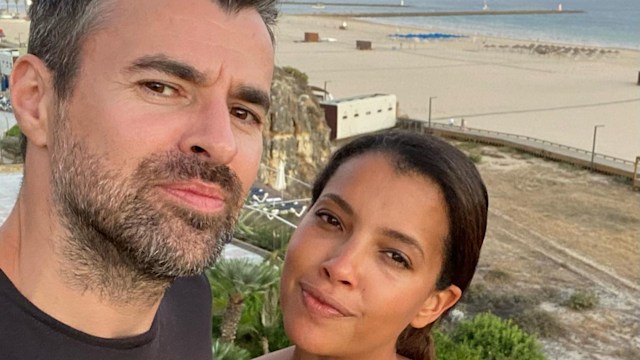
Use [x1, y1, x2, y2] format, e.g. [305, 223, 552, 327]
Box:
[49, 104, 243, 305]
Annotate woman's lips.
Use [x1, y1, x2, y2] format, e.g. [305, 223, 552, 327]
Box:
[159, 181, 226, 213]
[300, 282, 355, 318]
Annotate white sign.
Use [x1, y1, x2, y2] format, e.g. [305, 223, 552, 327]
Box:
[0, 51, 13, 76]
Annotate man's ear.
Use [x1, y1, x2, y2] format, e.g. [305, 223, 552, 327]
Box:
[9, 54, 55, 149]
[410, 285, 462, 329]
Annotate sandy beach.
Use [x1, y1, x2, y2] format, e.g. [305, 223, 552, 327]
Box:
[274, 15, 640, 162]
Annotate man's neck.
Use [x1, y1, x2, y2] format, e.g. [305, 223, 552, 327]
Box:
[0, 192, 168, 339]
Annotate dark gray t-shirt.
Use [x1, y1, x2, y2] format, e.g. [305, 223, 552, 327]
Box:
[0, 270, 212, 360]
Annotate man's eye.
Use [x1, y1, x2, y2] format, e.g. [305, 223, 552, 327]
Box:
[230, 107, 261, 125]
[141, 81, 178, 97]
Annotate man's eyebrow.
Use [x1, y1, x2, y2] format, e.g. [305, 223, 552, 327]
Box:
[232, 86, 271, 113]
[381, 228, 425, 260]
[125, 54, 207, 85]
[320, 193, 354, 217]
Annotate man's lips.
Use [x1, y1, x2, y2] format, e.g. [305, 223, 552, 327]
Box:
[300, 282, 355, 318]
[158, 181, 226, 213]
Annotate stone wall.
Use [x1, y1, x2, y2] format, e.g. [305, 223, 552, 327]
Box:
[260, 67, 332, 198]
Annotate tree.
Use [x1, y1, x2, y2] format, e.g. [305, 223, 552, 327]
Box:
[207, 258, 280, 343]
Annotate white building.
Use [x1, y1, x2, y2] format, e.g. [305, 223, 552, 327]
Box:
[321, 94, 397, 140]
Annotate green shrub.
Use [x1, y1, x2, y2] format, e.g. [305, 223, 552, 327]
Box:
[461, 284, 539, 319]
[450, 313, 546, 360]
[468, 153, 482, 164]
[235, 210, 295, 253]
[212, 338, 251, 360]
[4, 124, 21, 137]
[282, 66, 308, 85]
[434, 330, 483, 360]
[564, 290, 599, 311]
[511, 308, 564, 338]
[483, 268, 511, 282]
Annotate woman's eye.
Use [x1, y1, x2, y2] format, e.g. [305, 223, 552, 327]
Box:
[316, 211, 342, 230]
[384, 251, 411, 269]
[141, 81, 178, 97]
[230, 107, 261, 125]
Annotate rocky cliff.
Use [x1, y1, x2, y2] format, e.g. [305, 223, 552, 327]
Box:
[259, 67, 332, 198]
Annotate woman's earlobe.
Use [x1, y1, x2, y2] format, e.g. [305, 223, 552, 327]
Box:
[410, 285, 462, 329]
[9, 54, 54, 148]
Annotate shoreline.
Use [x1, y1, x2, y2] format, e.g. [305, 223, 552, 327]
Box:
[275, 14, 640, 161]
[292, 14, 640, 53]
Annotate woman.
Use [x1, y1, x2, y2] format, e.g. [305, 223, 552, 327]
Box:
[257, 131, 488, 360]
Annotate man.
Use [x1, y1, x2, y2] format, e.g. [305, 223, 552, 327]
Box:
[0, 0, 277, 358]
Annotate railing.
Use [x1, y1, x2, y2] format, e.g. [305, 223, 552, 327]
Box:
[260, 164, 313, 189]
[398, 118, 636, 180]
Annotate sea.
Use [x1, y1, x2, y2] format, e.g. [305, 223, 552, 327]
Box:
[281, 0, 640, 50]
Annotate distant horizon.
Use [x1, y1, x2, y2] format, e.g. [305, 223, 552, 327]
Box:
[282, 0, 640, 50]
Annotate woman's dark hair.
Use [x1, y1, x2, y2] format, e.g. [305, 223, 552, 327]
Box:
[311, 130, 488, 360]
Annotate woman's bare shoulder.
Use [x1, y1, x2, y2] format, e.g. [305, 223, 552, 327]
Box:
[252, 346, 295, 360]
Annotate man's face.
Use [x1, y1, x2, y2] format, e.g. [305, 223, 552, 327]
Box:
[49, 0, 274, 277]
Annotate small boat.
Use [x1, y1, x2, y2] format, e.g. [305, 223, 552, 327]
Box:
[311, 2, 325, 9]
[483, 0, 489, 11]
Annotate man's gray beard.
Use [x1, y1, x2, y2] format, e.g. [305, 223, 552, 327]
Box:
[50, 112, 243, 305]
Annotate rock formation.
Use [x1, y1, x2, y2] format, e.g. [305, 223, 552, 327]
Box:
[259, 67, 332, 198]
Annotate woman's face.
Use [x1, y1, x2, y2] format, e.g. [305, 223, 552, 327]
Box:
[280, 153, 461, 359]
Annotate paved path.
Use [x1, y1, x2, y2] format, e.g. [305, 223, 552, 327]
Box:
[0, 172, 263, 262]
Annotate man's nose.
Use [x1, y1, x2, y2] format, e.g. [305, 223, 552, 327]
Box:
[178, 96, 237, 165]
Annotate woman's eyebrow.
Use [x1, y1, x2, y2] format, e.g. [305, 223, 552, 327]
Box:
[381, 228, 425, 260]
[320, 193, 354, 216]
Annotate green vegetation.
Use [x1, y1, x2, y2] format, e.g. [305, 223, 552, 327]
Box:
[454, 141, 482, 151]
[483, 268, 511, 282]
[212, 339, 251, 360]
[4, 124, 20, 137]
[468, 153, 482, 164]
[460, 282, 563, 339]
[564, 289, 599, 311]
[451, 140, 483, 163]
[436, 313, 546, 360]
[207, 259, 279, 344]
[511, 308, 564, 338]
[235, 213, 294, 254]
[282, 66, 309, 85]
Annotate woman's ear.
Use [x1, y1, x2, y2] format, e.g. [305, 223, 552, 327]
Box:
[410, 285, 462, 329]
[9, 54, 55, 149]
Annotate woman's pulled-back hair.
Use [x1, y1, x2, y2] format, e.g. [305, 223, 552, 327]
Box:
[311, 130, 488, 360]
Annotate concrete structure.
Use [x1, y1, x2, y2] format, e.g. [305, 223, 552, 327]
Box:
[321, 93, 397, 140]
[304, 32, 319, 42]
[356, 40, 372, 50]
